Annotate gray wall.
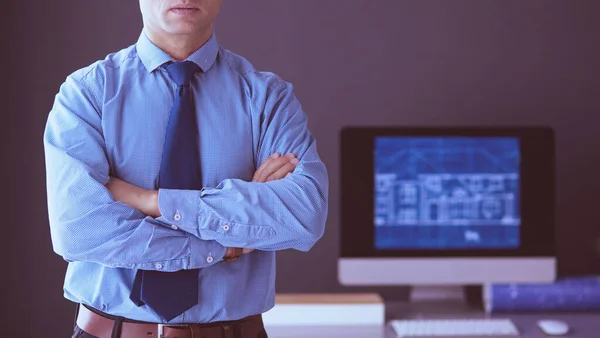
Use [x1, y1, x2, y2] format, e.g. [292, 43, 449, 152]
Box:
[6, 1, 600, 337]
[3, 1, 14, 332]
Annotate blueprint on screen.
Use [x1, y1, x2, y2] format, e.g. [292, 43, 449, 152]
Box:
[374, 137, 520, 249]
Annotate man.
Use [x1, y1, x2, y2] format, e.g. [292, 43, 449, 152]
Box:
[43, 0, 328, 337]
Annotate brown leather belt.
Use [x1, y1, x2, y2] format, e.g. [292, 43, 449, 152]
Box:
[76, 304, 265, 338]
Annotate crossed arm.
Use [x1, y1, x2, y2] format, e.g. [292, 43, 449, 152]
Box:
[44, 73, 328, 272]
[106, 152, 299, 259]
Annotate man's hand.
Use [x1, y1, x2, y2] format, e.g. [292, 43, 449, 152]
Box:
[252, 152, 299, 183]
[105, 177, 160, 218]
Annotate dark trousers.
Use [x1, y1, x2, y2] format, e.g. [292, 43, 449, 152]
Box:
[72, 326, 268, 338]
[71, 306, 269, 338]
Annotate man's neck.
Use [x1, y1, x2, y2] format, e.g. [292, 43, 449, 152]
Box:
[146, 26, 213, 61]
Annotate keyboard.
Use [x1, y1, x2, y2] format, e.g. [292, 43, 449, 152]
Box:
[390, 318, 521, 337]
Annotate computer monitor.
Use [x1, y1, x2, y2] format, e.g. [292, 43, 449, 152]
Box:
[338, 127, 556, 301]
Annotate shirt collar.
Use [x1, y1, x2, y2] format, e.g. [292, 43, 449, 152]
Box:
[136, 29, 219, 73]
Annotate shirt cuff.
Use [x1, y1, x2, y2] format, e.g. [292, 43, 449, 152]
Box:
[131, 239, 228, 271]
[197, 217, 275, 242]
[190, 238, 228, 267]
[157, 188, 201, 231]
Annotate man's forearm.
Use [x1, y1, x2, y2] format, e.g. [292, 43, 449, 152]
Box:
[46, 159, 227, 270]
[105, 177, 161, 217]
[104, 180, 244, 260]
[105, 152, 301, 219]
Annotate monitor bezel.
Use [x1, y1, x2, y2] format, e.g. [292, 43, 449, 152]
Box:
[340, 126, 556, 258]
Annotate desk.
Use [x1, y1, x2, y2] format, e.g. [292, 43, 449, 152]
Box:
[264, 301, 600, 337]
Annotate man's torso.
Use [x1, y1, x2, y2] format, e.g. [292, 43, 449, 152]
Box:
[63, 34, 281, 323]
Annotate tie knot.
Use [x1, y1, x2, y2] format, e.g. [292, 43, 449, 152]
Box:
[165, 61, 201, 86]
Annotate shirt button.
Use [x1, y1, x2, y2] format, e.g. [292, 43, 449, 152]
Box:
[174, 211, 182, 221]
[155, 263, 163, 269]
[171, 225, 179, 230]
[222, 225, 230, 231]
[206, 256, 214, 263]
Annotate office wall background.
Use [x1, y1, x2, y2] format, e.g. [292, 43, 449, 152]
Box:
[6, 1, 600, 336]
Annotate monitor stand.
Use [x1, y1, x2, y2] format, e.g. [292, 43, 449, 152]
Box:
[394, 285, 484, 318]
[409, 285, 466, 303]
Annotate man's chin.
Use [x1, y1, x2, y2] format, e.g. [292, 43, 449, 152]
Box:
[164, 23, 210, 37]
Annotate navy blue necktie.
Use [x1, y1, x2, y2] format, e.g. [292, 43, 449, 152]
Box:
[130, 61, 202, 322]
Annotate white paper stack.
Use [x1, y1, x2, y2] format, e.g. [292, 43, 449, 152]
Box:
[262, 293, 385, 326]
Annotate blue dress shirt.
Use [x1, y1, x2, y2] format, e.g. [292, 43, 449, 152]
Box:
[43, 30, 328, 324]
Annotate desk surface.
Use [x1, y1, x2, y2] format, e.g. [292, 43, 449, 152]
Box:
[265, 301, 600, 338]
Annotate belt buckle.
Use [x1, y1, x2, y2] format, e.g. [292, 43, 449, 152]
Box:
[157, 323, 193, 338]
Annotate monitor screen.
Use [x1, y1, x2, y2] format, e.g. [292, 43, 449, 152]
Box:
[374, 136, 520, 250]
